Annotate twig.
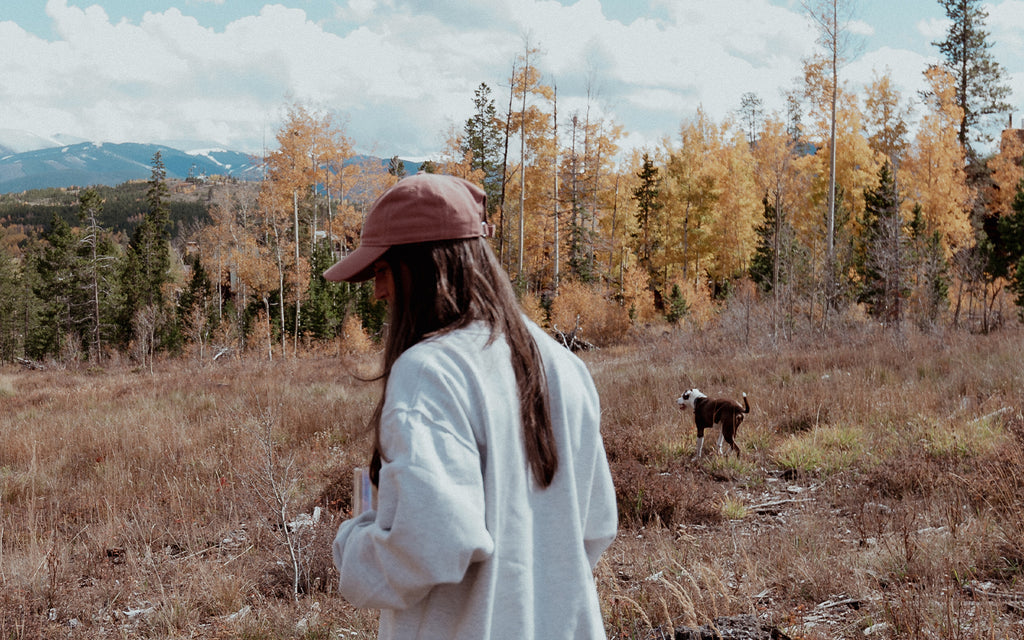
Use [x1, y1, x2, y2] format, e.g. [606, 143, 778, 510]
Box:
[962, 584, 1024, 601]
[222, 544, 255, 566]
[970, 406, 1013, 424]
[816, 597, 861, 610]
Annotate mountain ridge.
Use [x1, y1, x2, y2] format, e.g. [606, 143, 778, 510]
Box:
[0, 141, 263, 194]
[0, 138, 423, 195]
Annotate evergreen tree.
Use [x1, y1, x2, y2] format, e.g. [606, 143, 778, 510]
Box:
[907, 203, 950, 328]
[994, 179, 1024, 314]
[354, 281, 387, 340]
[567, 186, 594, 283]
[0, 239, 23, 361]
[750, 196, 781, 293]
[27, 213, 84, 358]
[388, 155, 407, 178]
[77, 188, 120, 361]
[856, 163, 908, 323]
[462, 83, 504, 213]
[631, 153, 662, 282]
[304, 238, 356, 339]
[665, 283, 689, 324]
[932, 0, 1012, 156]
[177, 253, 215, 354]
[120, 151, 173, 355]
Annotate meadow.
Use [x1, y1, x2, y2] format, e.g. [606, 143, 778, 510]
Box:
[2, 307, 1023, 639]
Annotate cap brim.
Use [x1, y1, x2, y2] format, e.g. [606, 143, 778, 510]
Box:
[322, 245, 388, 282]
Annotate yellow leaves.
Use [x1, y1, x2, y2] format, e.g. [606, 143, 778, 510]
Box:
[438, 124, 486, 184]
[619, 264, 657, 324]
[659, 108, 760, 284]
[922, 65, 964, 129]
[863, 71, 911, 164]
[902, 67, 972, 256]
[989, 130, 1024, 219]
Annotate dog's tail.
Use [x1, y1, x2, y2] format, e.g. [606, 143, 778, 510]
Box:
[741, 392, 750, 413]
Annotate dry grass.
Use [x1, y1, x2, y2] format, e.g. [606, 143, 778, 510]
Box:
[3, 306, 1024, 638]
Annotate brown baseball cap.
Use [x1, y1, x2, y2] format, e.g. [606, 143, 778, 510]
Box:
[323, 172, 490, 282]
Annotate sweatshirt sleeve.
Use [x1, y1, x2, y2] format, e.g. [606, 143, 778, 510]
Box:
[333, 356, 495, 611]
[583, 433, 618, 569]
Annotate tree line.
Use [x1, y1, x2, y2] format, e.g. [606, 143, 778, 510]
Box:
[1, 0, 1023, 364]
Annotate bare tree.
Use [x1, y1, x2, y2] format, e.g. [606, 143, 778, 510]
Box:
[802, 0, 861, 311]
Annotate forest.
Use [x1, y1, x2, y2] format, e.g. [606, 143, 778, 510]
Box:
[0, 0, 1023, 366]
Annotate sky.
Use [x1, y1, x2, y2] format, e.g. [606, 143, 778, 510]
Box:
[1, 0, 1023, 160]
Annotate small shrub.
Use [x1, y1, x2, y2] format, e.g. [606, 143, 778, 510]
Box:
[550, 280, 630, 347]
[340, 314, 375, 355]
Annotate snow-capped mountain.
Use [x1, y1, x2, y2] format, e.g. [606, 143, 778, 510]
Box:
[0, 140, 263, 193]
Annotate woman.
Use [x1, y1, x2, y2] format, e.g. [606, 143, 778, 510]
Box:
[327, 172, 617, 639]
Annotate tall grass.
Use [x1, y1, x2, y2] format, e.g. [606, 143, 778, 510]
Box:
[2, 305, 1024, 638]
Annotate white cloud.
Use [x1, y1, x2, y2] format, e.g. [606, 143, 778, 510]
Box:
[988, 1, 1024, 53]
[915, 16, 948, 42]
[0, 0, 1019, 161]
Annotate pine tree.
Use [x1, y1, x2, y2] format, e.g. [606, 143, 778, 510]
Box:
[0, 238, 24, 360]
[994, 179, 1024, 313]
[856, 163, 908, 323]
[77, 188, 120, 361]
[462, 82, 503, 212]
[907, 203, 949, 328]
[388, 155, 407, 178]
[631, 153, 662, 283]
[28, 213, 83, 359]
[932, 0, 1012, 156]
[178, 253, 214, 355]
[304, 238, 356, 339]
[120, 151, 173, 356]
[750, 197, 780, 293]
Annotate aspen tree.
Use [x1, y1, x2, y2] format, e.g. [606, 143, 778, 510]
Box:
[903, 66, 972, 257]
[802, 0, 861, 310]
[863, 71, 911, 173]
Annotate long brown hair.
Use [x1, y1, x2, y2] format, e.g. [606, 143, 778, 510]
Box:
[368, 237, 558, 488]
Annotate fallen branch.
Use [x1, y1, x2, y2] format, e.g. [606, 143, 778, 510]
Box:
[962, 584, 1024, 601]
[16, 357, 45, 370]
[970, 406, 1014, 424]
[749, 498, 814, 513]
[552, 315, 595, 352]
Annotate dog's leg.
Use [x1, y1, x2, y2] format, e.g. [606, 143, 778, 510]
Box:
[723, 415, 740, 458]
[716, 427, 725, 455]
[692, 425, 706, 461]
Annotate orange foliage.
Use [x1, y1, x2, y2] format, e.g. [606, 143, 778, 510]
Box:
[549, 280, 630, 347]
[620, 263, 658, 324]
[989, 129, 1024, 219]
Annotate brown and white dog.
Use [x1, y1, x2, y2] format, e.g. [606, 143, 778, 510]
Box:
[676, 389, 749, 460]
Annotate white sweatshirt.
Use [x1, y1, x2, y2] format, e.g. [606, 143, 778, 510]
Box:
[333, 320, 617, 639]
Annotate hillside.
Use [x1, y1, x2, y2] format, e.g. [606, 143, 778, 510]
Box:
[0, 180, 254, 240]
[0, 131, 425, 196]
[0, 142, 262, 194]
